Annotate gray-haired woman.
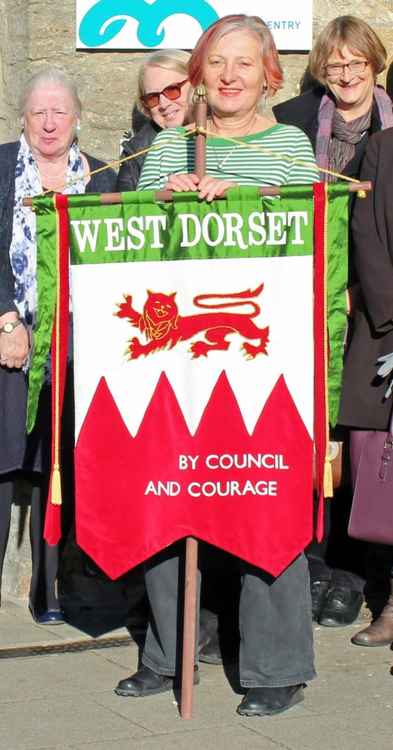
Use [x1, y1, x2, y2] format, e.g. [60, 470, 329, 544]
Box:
[0, 67, 116, 621]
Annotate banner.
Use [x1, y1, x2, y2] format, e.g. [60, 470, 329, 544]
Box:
[76, 0, 313, 51]
[30, 184, 349, 579]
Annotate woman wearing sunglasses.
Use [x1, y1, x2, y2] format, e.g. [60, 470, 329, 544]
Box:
[117, 49, 192, 192]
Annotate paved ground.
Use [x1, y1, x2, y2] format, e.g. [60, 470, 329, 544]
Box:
[1, 598, 393, 750]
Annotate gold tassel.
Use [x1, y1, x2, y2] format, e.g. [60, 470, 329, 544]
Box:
[51, 198, 62, 509]
[323, 459, 333, 499]
[50, 466, 62, 506]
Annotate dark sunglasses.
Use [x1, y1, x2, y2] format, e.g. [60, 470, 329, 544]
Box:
[141, 79, 189, 110]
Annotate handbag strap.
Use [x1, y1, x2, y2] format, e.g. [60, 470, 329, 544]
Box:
[379, 410, 393, 481]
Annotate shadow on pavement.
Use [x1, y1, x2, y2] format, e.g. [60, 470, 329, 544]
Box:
[59, 536, 148, 641]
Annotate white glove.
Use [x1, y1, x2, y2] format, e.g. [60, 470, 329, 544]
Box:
[376, 352, 393, 398]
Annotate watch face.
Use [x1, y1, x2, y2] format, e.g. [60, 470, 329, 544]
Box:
[1, 321, 19, 333]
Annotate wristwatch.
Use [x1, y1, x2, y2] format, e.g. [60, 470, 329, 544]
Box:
[0, 319, 23, 334]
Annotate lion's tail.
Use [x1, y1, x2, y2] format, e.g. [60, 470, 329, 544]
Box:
[193, 283, 264, 315]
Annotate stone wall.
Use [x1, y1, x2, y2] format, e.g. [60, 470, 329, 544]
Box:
[2, 1, 393, 601]
[0, 1, 393, 163]
[0, 0, 29, 142]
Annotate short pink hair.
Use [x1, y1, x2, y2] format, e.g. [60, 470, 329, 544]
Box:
[188, 14, 283, 96]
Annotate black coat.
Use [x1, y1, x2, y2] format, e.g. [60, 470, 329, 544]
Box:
[0, 141, 117, 316]
[274, 88, 393, 429]
[273, 86, 383, 181]
[339, 128, 393, 430]
[273, 86, 325, 151]
[117, 120, 160, 192]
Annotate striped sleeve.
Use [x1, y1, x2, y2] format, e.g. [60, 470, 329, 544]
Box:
[283, 126, 319, 185]
[137, 128, 189, 191]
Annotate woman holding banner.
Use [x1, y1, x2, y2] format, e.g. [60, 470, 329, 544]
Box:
[114, 14, 318, 717]
[0, 68, 116, 619]
[117, 48, 234, 664]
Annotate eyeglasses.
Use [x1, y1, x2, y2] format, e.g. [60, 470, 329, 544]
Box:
[141, 79, 189, 110]
[325, 60, 369, 80]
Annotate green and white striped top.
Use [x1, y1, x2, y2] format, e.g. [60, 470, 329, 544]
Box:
[137, 123, 319, 191]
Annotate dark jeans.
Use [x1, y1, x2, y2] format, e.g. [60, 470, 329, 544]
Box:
[142, 543, 315, 688]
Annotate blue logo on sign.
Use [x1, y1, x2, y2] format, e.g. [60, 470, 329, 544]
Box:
[79, 0, 219, 48]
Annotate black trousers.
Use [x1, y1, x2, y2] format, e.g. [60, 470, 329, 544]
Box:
[142, 542, 315, 688]
[0, 473, 59, 613]
[307, 486, 366, 592]
[307, 431, 366, 592]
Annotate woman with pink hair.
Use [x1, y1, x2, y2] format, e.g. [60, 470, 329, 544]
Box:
[115, 14, 318, 717]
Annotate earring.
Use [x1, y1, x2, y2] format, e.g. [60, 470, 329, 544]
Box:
[76, 120, 81, 133]
[260, 85, 268, 111]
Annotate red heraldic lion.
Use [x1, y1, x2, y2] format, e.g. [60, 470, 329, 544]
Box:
[115, 283, 269, 360]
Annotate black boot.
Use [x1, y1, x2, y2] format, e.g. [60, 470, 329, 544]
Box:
[237, 684, 304, 716]
[114, 664, 199, 697]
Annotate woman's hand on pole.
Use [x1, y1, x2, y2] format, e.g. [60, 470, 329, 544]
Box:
[164, 173, 200, 192]
[197, 176, 236, 202]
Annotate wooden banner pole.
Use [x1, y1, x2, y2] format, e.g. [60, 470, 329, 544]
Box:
[22, 181, 372, 208]
[180, 536, 199, 719]
[180, 85, 208, 721]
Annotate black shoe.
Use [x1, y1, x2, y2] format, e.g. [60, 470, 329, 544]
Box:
[114, 664, 199, 697]
[237, 684, 304, 716]
[199, 633, 223, 665]
[310, 580, 331, 621]
[29, 606, 65, 625]
[318, 587, 363, 627]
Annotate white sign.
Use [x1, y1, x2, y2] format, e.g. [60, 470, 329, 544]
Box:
[76, 1, 313, 52]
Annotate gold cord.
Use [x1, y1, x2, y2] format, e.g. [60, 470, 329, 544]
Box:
[40, 127, 198, 196]
[36, 124, 360, 196]
[200, 128, 361, 184]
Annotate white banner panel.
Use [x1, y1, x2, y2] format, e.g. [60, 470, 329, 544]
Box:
[76, 1, 313, 51]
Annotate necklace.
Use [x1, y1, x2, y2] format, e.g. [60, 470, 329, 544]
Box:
[208, 115, 259, 171]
